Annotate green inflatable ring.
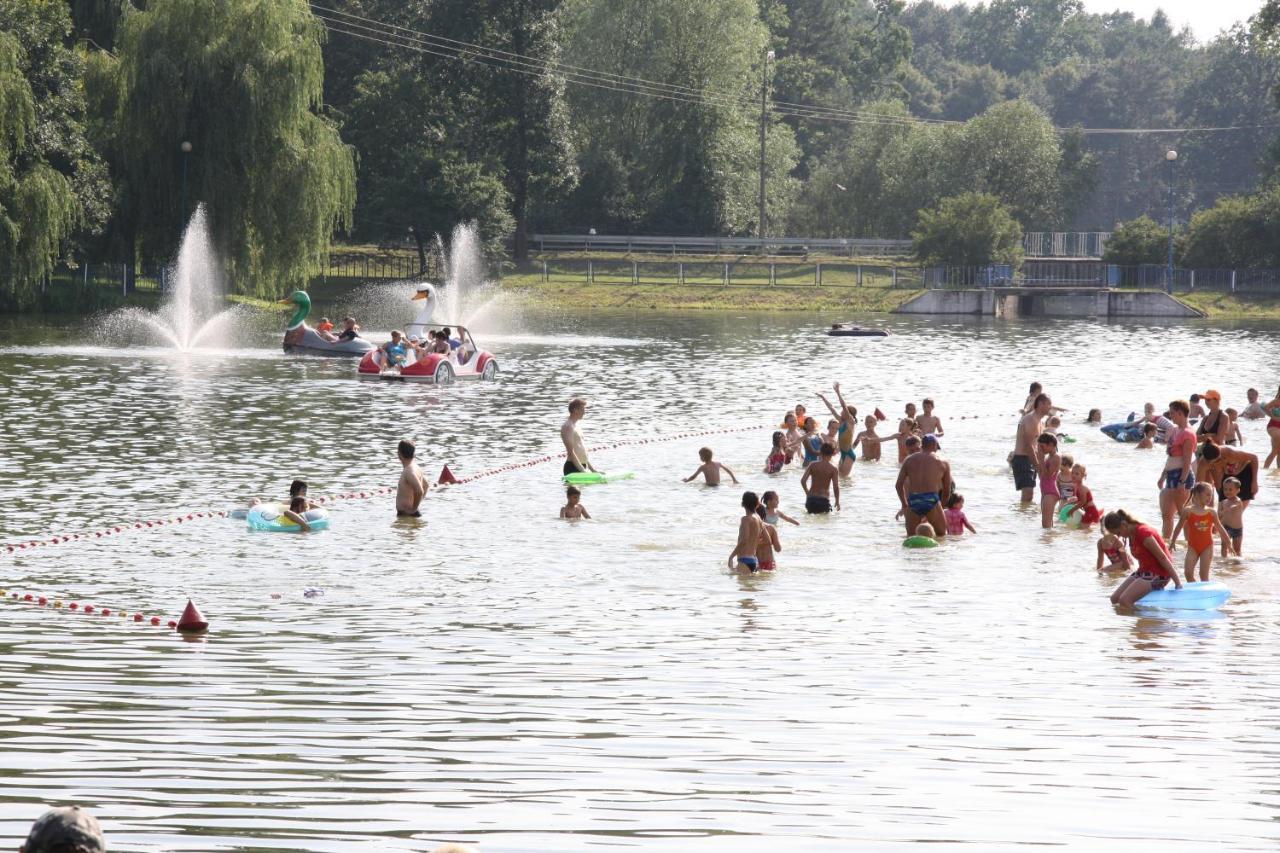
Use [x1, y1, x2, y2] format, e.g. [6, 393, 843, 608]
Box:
[903, 535, 939, 548]
[1057, 503, 1077, 522]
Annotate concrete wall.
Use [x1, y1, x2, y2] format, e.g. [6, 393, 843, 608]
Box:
[894, 289, 1204, 318]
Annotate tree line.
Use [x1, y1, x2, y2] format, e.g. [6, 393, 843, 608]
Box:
[2, 0, 1280, 308]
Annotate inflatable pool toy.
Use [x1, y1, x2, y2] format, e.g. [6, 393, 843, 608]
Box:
[246, 505, 330, 532]
[228, 508, 249, 520]
[563, 471, 635, 485]
[828, 323, 889, 337]
[1059, 434, 1077, 443]
[902, 535, 938, 548]
[1100, 420, 1144, 443]
[1057, 503, 1085, 528]
[1136, 580, 1231, 611]
[280, 290, 375, 357]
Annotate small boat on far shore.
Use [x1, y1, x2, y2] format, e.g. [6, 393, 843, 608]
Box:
[827, 323, 889, 337]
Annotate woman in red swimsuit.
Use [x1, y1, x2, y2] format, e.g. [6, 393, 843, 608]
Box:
[1105, 509, 1182, 607]
[1264, 386, 1280, 468]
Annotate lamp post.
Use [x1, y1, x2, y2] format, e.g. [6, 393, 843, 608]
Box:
[757, 49, 775, 241]
[179, 140, 192, 223]
[1165, 149, 1177, 294]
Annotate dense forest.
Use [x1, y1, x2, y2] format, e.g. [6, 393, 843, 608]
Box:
[3, 0, 1280, 306]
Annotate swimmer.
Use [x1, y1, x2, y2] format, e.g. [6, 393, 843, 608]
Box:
[764, 431, 787, 474]
[395, 438, 428, 517]
[824, 419, 840, 449]
[800, 442, 840, 514]
[915, 522, 938, 540]
[1086, 408, 1102, 424]
[729, 491, 767, 572]
[1135, 422, 1157, 449]
[780, 412, 801, 464]
[1196, 390, 1230, 446]
[753, 504, 782, 571]
[1218, 477, 1247, 556]
[1197, 441, 1258, 507]
[895, 433, 952, 538]
[943, 493, 976, 535]
[916, 398, 944, 436]
[1189, 393, 1207, 420]
[561, 398, 601, 476]
[281, 496, 313, 532]
[1241, 387, 1265, 420]
[1095, 529, 1132, 572]
[684, 447, 738, 486]
[1105, 509, 1181, 607]
[1036, 432, 1060, 529]
[1046, 415, 1062, 436]
[817, 383, 859, 476]
[798, 417, 823, 467]
[560, 485, 591, 519]
[852, 415, 882, 462]
[1056, 453, 1075, 512]
[899, 402, 918, 435]
[1169, 482, 1231, 582]
[761, 490, 799, 526]
[873, 418, 918, 464]
[1158, 399, 1196, 539]
[1013, 393, 1052, 502]
[1071, 464, 1102, 526]
[1021, 382, 1067, 415]
[1265, 385, 1280, 468]
[1225, 408, 1243, 445]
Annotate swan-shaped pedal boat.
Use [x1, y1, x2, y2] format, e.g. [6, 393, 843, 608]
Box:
[357, 283, 499, 384]
[280, 290, 375, 357]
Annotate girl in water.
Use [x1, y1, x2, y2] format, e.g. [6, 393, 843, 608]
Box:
[1169, 482, 1232, 582]
[1070, 464, 1102, 526]
[817, 383, 859, 476]
[1035, 432, 1061, 529]
[761, 491, 799, 526]
[1095, 528, 1132, 572]
[1264, 386, 1280, 468]
[943, 494, 976, 536]
[1159, 400, 1196, 539]
[1105, 509, 1181, 607]
[780, 412, 800, 464]
[764, 431, 787, 474]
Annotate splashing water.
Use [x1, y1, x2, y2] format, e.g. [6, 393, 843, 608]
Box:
[98, 204, 243, 350]
[436, 221, 512, 330]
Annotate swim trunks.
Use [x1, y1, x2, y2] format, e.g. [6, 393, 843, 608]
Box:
[1011, 454, 1037, 490]
[907, 492, 941, 515]
[805, 495, 832, 514]
[563, 459, 584, 476]
[840, 449, 856, 462]
[1132, 570, 1169, 590]
[396, 510, 421, 517]
[1223, 524, 1243, 542]
[737, 556, 759, 573]
[1163, 468, 1195, 490]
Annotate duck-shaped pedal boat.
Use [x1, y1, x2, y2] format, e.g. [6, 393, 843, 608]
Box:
[280, 290, 375, 357]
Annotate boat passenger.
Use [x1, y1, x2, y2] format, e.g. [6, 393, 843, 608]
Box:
[430, 330, 450, 355]
[381, 331, 408, 368]
[337, 317, 361, 342]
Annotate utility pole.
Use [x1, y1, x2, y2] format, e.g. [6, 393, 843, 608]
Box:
[758, 49, 774, 241]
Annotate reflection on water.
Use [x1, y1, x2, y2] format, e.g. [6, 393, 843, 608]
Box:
[3, 311, 1280, 851]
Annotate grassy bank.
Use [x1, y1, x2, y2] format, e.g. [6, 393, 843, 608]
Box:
[1179, 291, 1280, 319]
[497, 274, 920, 312]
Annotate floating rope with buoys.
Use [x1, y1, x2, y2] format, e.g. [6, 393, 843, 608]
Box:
[0, 591, 209, 633]
[2, 422, 774, 555]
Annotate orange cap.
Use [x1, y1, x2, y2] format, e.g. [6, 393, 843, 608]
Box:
[1204, 389, 1222, 401]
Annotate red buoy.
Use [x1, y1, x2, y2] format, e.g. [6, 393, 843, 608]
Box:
[176, 599, 208, 633]
[438, 465, 460, 485]
[874, 407, 887, 421]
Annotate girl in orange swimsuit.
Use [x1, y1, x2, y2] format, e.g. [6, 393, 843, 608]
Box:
[1170, 482, 1232, 582]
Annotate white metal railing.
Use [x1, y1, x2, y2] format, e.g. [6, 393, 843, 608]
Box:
[1022, 232, 1111, 258]
[529, 233, 915, 257]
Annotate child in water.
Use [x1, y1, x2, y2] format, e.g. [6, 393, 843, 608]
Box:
[781, 412, 800, 463]
[1036, 432, 1061, 529]
[1135, 422, 1157, 449]
[764, 431, 787, 474]
[753, 504, 782, 571]
[684, 447, 738, 486]
[1095, 529, 1132, 571]
[1218, 477, 1246, 556]
[560, 486, 591, 519]
[1086, 409, 1102, 424]
[282, 496, 314, 532]
[943, 494, 976, 535]
[904, 522, 939, 547]
[1070, 464, 1102, 526]
[1225, 408, 1243, 445]
[1169, 482, 1232, 582]
[852, 415, 882, 462]
[1056, 454, 1076, 512]
[761, 490, 800, 526]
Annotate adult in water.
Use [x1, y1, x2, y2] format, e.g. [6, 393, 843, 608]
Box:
[896, 433, 952, 538]
[1105, 509, 1181, 607]
[1196, 389, 1230, 447]
[1159, 399, 1196, 539]
[1197, 441, 1260, 507]
[1264, 386, 1280, 468]
[1013, 393, 1052, 502]
[561, 398, 601, 477]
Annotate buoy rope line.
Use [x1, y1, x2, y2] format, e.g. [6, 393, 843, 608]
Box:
[2, 422, 776, 555]
[0, 588, 180, 630]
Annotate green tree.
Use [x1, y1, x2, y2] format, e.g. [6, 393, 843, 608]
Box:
[1180, 188, 1280, 269]
[561, 0, 799, 235]
[1100, 215, 1169, 266]
[0, 0, 111, 310]
[912, 192, 1023, 266]
[89, 0, 355, 295]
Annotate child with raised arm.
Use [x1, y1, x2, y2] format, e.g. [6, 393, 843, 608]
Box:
[943, 493, 976, 535]
[685, 447, 738, 486]
[1169, 482, 1233, 582]
[818, 382, 860, 476]
[1096, 529, 1132, 571]
[560, 486, 591, 519]
[764, 431, 787, 474]
[761, 490, 800, 526]
[1218, 477, 1246, 556]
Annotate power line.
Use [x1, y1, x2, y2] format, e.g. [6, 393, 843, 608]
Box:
[312, 5, 1280, 136]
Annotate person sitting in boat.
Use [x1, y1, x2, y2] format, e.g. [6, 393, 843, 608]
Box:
[430, 330, 450, 355]
[337, 317, 362, 342]
[316, 317, 338, 342]
[442, 326, 461, 351]
[455, 326, 473, 364]
[381, 330, 409, 368]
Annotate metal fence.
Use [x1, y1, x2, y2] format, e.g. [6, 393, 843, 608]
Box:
[1022, 232, 1111, 259]
[538, 257, 924, 288]
[921, 263, 1280, 293]
[324, 254, 424, 280]
[529, 233, 915, 258]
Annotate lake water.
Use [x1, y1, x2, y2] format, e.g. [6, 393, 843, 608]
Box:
[3, 307, 1280, 851]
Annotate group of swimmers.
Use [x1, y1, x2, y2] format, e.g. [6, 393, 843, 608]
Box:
[1011, 381, 1271, 607]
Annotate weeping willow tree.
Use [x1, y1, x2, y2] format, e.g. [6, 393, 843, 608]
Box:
[92, 0, 355, 296]
[0, 30, 80, 310]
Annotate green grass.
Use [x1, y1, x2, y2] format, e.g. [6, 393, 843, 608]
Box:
[1179, 291, 1280, 319]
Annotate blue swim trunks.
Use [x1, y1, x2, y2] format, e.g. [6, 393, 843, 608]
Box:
[840, 449, 856, 462]
[1164, 468, 1195, 490]
[908, 492, 941, 515]
[737, 556, 759, 573]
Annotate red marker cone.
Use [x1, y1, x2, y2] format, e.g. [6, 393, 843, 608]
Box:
[176, 599, 208, 633]
[874, 408, 887, 421]
[438, 465, 460, 485]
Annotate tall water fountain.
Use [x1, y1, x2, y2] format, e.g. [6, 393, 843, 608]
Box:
[102, 204, 245, 350]
[431, 221, 516, 331]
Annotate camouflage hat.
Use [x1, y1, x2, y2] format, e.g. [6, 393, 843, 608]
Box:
[23, 806, 104, 853]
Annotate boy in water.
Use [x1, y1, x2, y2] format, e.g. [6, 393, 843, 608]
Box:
[1218, 477, 1246, 556]
[800, 442, 841, 514]
[281, 496, 314, 532]
[1135, 422, 1157, 449]
[684, 447, 738, 486]
[560, 486, 591, 519]
[729, 491, 767, 572]
[899, 402, 918, 435]
[852, 414, 882, 461]
[1242, 388, 1265, 420]
[917, 398, 944, 436]
[395, 438, 428, 517]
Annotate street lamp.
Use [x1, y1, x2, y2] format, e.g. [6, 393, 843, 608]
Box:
[180, 140, 193, 223]
[757, 49, 775, 241]
[1165, 149, 1177, 294]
